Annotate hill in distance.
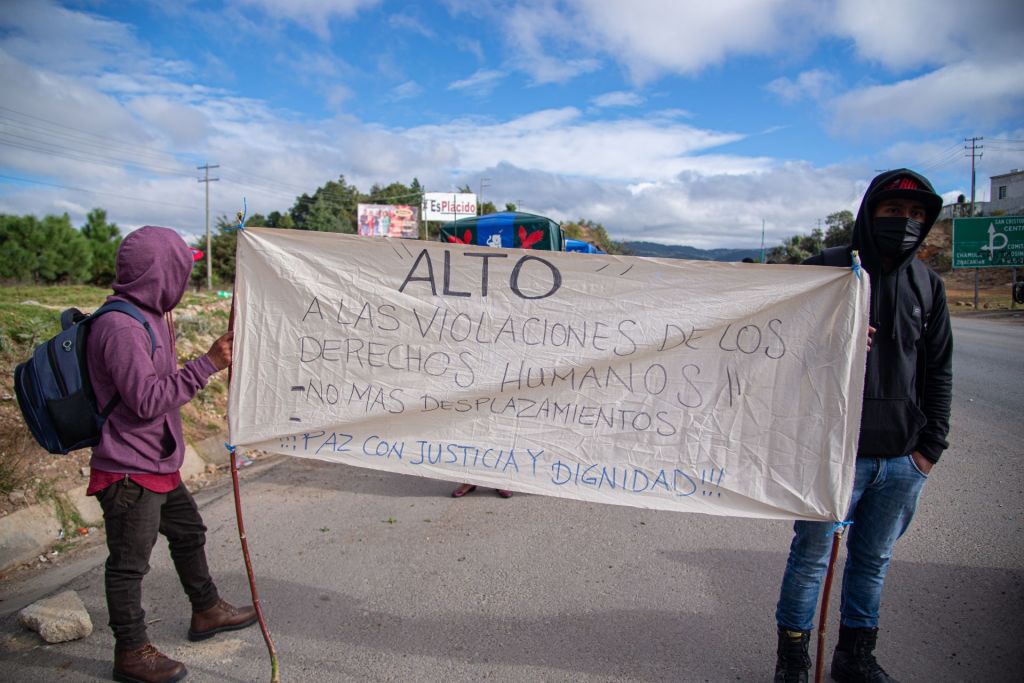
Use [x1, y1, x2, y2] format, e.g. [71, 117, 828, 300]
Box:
[621, 240, 761, 262]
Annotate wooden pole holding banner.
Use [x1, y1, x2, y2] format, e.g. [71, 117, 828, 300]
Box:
[815, 529, 846, 683]
[227, 248, 280, 683]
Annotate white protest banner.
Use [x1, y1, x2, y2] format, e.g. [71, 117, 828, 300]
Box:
[228, 229, 869, 521]
[423, 192, 477, 222]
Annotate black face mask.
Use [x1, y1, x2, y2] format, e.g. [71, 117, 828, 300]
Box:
[873, 216, 922, 257]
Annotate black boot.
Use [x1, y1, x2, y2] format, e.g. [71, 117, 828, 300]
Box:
[831, 625, 898, 682]
[775, 626, 811, 683]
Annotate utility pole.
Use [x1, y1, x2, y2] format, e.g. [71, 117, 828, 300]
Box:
[479, 177, 490, 216]
[965, 137, 983, 309]
[760, 218, 766, 264]
[197, 163, 219, 290]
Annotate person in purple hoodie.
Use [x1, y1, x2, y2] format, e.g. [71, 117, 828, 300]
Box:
[86, 226, 256, 683]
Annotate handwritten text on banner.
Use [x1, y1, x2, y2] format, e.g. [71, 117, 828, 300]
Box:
[228, 229, 869, 521]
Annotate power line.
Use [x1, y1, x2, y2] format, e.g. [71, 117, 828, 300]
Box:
[0, 135, 193, 177]
[917, 147, 964, 173]
[0, 106, 198, 166]
[0, 173, 195, 209]
[911, 140, 963, 170]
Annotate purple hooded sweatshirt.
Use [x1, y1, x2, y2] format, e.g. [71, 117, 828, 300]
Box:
[87, 226, 219, 475]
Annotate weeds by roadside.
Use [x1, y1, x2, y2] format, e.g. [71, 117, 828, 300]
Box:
[0, 285, 233, 521]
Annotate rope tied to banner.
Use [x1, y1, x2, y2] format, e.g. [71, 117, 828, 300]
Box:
[850, 250, 863, 279]
[224, 442, 253, 468]
[826, 519, 853, 536]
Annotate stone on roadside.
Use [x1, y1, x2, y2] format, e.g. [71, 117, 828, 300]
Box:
[68, 486, 103, 527]
[19, 590, 93, 643]
[8, 490, 26, 505]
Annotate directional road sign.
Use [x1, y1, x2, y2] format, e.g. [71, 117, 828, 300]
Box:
[952, 215, 1024, 268]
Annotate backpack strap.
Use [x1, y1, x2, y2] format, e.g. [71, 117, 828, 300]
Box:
[87, 302, 158, 417]
[91, 301, 157, 356]
[60, 308, 87, 330]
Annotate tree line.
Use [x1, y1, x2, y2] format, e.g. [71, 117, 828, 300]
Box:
[0, 209, 122, 285]
[763, 210, 853, 264]
[0, 172, 628, 287]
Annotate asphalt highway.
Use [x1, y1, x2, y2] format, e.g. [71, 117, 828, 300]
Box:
[1, 315, 1021, 682]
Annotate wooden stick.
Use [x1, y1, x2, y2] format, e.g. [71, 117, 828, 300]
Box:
[227, 287, 280, 682]
[815, 529, 845, 683]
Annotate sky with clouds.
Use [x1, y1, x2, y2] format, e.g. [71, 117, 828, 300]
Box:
[1, 0, 1022, 249]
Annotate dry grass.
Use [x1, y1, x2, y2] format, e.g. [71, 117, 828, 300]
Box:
[0, 286, 232, 516]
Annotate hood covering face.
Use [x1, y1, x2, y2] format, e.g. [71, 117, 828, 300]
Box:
[852, 168, 943, 273]
[112, 226, 193, 313]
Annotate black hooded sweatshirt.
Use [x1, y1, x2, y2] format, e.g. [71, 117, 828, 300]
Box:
[805, 169, 953, 463]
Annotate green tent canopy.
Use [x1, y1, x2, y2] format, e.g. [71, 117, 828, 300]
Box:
[439, 211, 563, 251]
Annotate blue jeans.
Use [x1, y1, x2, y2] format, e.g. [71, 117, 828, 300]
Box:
[775, 455, 928, 631]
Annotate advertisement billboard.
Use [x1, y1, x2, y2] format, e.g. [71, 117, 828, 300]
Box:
[357, 204, 419, 238]
[423, 192, 477, 222]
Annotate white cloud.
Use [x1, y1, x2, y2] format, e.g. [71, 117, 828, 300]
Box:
[397, 108, 766, 189]
[447, 69, 506, 94]
[591, 91, 645, 108]
[388, 12, 435, 38]
[829, 60, 1024, 135]
[455, 37, 485, 63]
[7, 0, 1016, 253]
[127, 96, 210, 147]
[503, 3, 602, 84]
[471, 160, 869, 249]
[0, 0, 144, 73]
[833, 0, 1024, 70]
[390, 81, 423, 101]
[230, 0, 381, 39]
[765, 69, 838, 103]
[325, 84, 354, 110]
[498, 0, 822, 84]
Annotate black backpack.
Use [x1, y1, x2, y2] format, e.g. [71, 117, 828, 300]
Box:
[13, 301, 156, 454]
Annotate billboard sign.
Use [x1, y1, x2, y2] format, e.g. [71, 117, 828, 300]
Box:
[357, 204, 419, 239]
[953, 216, 1024, 268]
[423, 193, 477, 222]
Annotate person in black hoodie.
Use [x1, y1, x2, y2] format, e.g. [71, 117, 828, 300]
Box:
[773, 169, 953, 683]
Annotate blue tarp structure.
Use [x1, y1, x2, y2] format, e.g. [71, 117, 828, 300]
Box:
[564, 239, 605, 254]
[439, 211, 562, 251]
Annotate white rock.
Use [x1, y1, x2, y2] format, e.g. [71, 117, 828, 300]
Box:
[68, 486, 103, 527]
[19, 590, 93, 643]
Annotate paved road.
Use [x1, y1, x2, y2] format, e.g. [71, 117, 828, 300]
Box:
[1, 316, 1021, 682]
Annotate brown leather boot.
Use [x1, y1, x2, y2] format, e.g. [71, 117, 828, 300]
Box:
[113, 643, 187, 683]
[187, 598, 257, 641]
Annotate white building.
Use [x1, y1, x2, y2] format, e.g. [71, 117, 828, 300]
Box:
[989, 169, 1024, 215]
[938, 200, 986, 220]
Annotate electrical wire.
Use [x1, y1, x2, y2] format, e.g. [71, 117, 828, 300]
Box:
[0, 173, 196, 209]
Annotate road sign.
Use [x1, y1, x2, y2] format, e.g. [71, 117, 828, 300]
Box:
[952, 215, 1024, 268]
